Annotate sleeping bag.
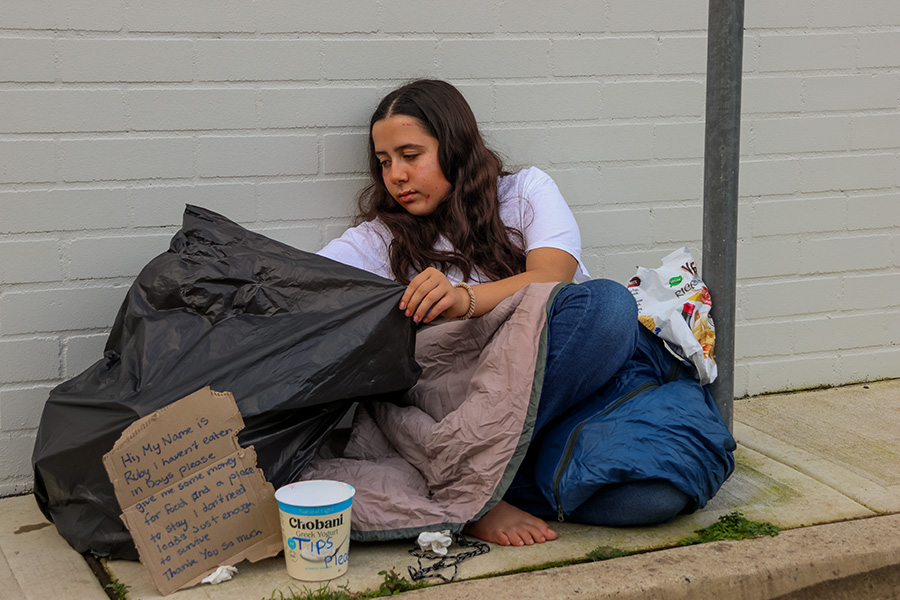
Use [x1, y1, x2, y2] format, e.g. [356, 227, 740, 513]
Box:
[302, 286, 736, 539]
[534, 326, 736, 520]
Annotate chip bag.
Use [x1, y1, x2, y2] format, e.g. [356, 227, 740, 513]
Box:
[626, 247, 717, 384]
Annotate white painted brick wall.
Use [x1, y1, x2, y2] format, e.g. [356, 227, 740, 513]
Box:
[808, 0, 900, 27]
[63, 333, 108, 377]
[128, 89, 258, 131]
[742, 77, 805, 114]
[0, 141, 57, 183]
[0, 90, 127, 133]
[604, 80, 705, 119]
[0, 188, 130, 232]
[548, 124, 654, 163]
[0, 240, 62, 284]
[851, 114, 900, 150]
[750, 197, 847, 236]
[199, 40, 320, 81]
[608, 1, 708, 32]
[495, 82, 599, 122]
[0, 0, 123, 31]
[59, 40, 195, 83]
[322, 134, 370, 174]
[653, 122, 705, 159]
[328, 40, 435, 80]
[384, 2, 497, 33]
[0, 386, 54, 431]
[487, 127, 551, 167]
[258, 179, 364, 221]
[657, 36, 707, 75]
[0, 338, 60, 383]
[598, 164, 703, 204]
[752, 117, 850, 155]
[799, 154, 897, 193]
[1, 287, 128, 335]
[439, 40, 551, 78]
[553, 38, 657, 76]
[757, 34, 857, 72]
[59, 137, 194, 182]
[804, 74, 898, 112]
[0, 38, 56, 82]
[196, 135, 318, 177]
[127, 1, 252, 33]
[256, 0, 379, 34]
[847, 193, 900, 230]
[859, 32, 900, 68]
[68, 235, 171, 279]
[1, 0, 898, 496]
[499, 0, 606, 33]
[259, 87, 381, 128]
[132, 184, 256, 226]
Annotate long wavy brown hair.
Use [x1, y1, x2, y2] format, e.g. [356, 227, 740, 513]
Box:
[356, 80, 526, 285]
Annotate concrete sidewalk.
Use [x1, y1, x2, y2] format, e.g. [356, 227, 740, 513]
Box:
[2, 379, 898, 599]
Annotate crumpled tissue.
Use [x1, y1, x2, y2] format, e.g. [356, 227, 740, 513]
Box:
[416, 530, 453, 556]
[201, 565, 238, 584]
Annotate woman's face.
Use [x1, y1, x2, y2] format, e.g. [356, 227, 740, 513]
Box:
[372, 115, 452, 217]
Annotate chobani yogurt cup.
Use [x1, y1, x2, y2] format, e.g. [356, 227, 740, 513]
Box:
[275, 480, 355, 581]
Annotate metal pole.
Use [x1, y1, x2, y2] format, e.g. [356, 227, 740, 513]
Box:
[702, 0, 744, 431]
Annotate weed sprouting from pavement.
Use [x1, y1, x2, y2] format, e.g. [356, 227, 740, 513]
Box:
[105, 578, 130, 600]
[677, 511, 780, 546]
[261, 569, 428, 600]
[586, 545, 632, 561]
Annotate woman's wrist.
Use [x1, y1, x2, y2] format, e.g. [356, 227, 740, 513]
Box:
[453, 282, 477, 320]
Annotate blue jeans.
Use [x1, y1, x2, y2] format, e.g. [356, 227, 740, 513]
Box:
[504, 279, 689, 526]
[534, 279, 639, 435]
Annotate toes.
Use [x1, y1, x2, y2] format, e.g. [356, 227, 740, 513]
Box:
[464, 502, 558, 547]
[536, 524, 557, 542]
[533, 525, 550, 543]
[505, 530, 527, 546]
[526, 525, 546, 544]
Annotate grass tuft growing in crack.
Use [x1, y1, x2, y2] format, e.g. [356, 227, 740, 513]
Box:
[262, 569, 428, 600]
[104, 578, 130, 600]
[677, 511, 780, 546]
[585, 545, 633, 561]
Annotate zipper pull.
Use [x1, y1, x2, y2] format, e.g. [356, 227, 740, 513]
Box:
[557, 504, 565, 522]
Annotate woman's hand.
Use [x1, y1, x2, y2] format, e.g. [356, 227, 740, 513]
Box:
[400, 267, 469, 323]
[399, 248, 577, 323]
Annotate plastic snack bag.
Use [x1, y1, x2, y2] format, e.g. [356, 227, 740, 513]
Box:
[626, 247, 717, 384]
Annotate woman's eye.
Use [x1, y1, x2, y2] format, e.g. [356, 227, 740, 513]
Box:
[403, 154, 418, 161]
[379, 160, 390, 168]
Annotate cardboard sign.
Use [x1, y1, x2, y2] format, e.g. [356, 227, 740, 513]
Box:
[103, 387, 282, 595]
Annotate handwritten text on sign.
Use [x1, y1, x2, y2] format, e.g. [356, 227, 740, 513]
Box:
[103, 387, 282, 596]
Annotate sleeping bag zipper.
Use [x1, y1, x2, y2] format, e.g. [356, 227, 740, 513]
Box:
[553, 380, 659, 522]
[666, 356, 683, 382]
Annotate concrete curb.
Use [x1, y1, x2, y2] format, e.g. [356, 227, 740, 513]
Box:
[401, 514, 900, 600]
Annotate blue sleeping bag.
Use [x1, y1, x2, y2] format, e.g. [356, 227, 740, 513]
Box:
[534, 327, 736, 520]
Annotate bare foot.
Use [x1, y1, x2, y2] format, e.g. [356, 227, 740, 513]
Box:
[464, 501, 558, 546]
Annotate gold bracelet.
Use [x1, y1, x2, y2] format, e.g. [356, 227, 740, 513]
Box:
[454, 282, 477, 320]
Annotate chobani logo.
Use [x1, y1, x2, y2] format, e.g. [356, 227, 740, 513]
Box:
[288, 514, 344, 530]
[668, 275, 683, 287]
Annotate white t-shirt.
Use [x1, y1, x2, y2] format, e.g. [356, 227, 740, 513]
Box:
[317, 167, 591, 284]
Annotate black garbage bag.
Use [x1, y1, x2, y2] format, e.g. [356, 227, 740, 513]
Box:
[32, 205, 420, 559]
